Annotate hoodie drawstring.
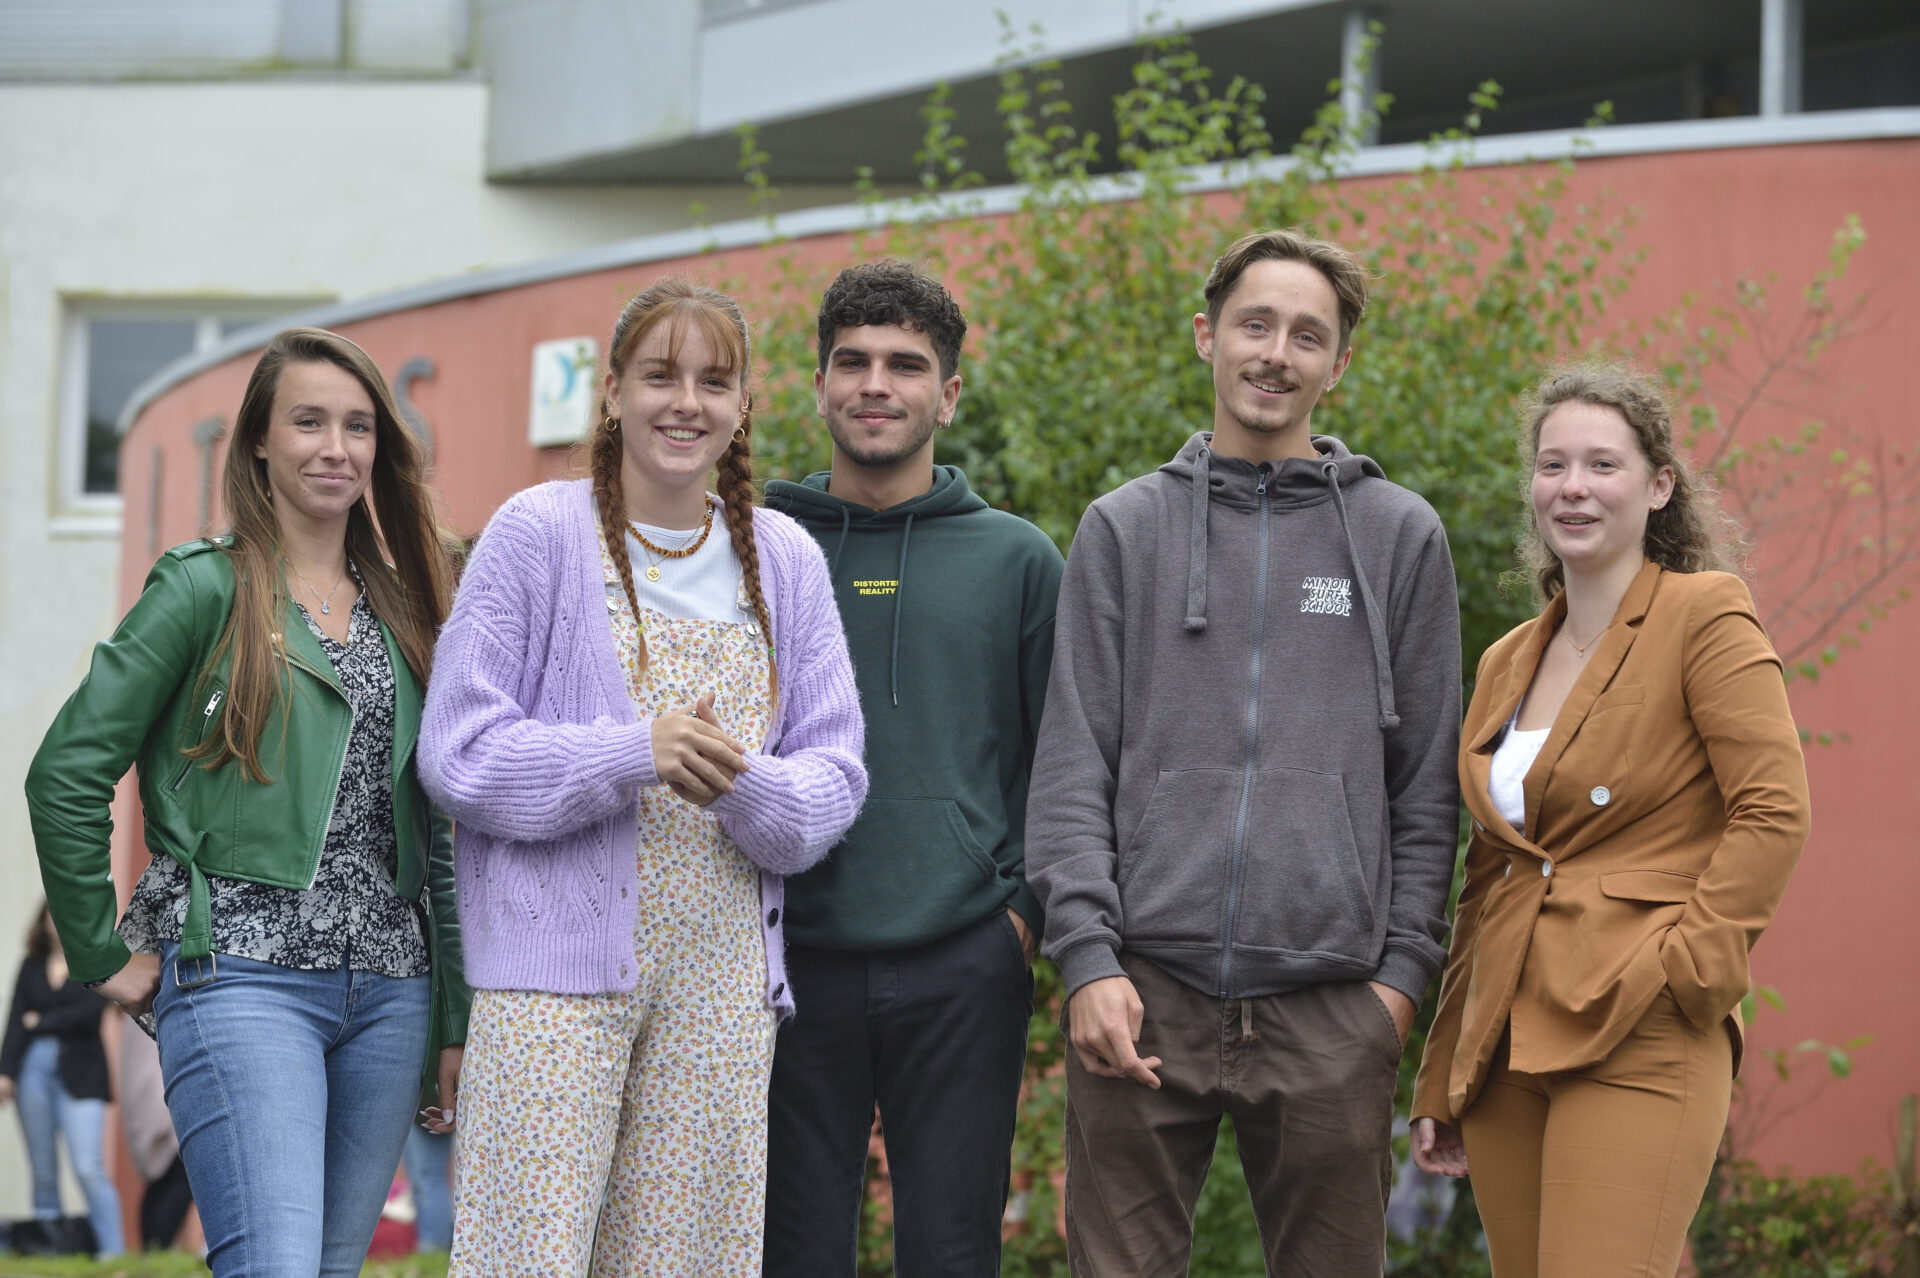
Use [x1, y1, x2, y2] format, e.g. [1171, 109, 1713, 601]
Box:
[1320, 459, 1401, 730]
[890, 513, 914, 706]
[1184, 446, 1213, 632]
[828, 507, 851, 581]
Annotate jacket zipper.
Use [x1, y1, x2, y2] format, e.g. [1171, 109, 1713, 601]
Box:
[1219, 467, 1272, 998]
[170, 689, 226, 791]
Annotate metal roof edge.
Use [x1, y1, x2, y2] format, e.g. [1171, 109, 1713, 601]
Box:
[119, 105, 1920, 436]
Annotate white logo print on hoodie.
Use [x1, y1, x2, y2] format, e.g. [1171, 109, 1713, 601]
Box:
[1300, 575, 1353, 616]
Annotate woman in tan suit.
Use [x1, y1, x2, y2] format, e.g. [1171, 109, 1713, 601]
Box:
[1409, 366, 1810, 1277]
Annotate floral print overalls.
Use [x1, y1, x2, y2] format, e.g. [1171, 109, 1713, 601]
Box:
[450, 531, 777, 1277]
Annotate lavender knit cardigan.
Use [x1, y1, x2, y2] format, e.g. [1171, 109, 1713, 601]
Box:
[417, 479, 866, 1019]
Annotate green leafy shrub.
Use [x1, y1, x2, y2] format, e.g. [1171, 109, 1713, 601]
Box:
[1693, 1160, 1900, 1278]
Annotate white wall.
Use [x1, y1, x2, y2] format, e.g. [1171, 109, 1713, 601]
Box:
[481, 0, 1327, 176]
[0, 0, 470, 78]
[0, 74, 849, 1223]
[697, 0, 1317, 134]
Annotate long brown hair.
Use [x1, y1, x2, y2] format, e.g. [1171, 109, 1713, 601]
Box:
[587, 279, 777, 702]
[190, 327, 458, 782]
[1516, 363, 1741, 605]
[25, 901, 55, 961]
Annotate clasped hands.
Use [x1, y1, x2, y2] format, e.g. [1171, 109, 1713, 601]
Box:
[649, 691, 750, 806]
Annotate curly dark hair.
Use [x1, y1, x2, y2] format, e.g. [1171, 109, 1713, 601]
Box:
[1516, 364, 1742, 605]
[815, 260, 967, 380]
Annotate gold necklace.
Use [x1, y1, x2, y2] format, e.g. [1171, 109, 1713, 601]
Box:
[627, 501, 714, 582]
[1563, 620, 1605, 658]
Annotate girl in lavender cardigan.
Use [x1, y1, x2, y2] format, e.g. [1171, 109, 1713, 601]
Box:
[418, 279, 866, 1276]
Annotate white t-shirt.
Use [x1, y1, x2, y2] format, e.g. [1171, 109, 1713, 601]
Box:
[607, 509, 752, 626]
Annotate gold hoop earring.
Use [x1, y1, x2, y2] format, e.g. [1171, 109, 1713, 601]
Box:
[603, 414, 619, 434]
[732, 426, 747, 443]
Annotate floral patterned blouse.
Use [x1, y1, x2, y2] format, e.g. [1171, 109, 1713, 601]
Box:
[118, 588, 428, 978]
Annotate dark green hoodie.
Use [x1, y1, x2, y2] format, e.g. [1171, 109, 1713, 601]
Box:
[764, 466, 1064, 951]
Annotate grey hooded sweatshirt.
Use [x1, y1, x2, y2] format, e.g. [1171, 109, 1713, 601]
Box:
[1027, 431, 1462, 1005]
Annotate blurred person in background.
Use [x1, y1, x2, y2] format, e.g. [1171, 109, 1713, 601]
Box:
[0, 902, 124, 1256]
[1411, 366, 1810, 1278]
[119, 1019, 197, 1251]
[400, 1125, 453, 1253]
[24, 327, 469, 1278]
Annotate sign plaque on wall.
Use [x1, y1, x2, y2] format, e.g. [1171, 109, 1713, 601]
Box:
[528, 337, 598, 448]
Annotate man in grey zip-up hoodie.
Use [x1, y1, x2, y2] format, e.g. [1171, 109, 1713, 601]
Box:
[1028, 228, 1461, 1276]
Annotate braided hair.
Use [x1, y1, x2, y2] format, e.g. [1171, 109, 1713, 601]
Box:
[589, 279, 777, 703]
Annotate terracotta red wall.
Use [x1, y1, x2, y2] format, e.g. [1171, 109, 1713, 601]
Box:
[121, 135, 1920, 1177]
[1556, 138, 1920, 1178]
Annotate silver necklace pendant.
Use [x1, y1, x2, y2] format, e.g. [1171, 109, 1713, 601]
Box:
[320, 600, 331, 615]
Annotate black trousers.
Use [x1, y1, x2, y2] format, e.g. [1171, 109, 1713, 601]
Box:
[140, 1155, 195, 1250]
[764, 911, 1034, 1277]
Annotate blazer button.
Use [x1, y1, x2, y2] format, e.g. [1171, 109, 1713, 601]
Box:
[1541, 859, 1553, 877]
[1590, 785, 1611, 806]
[606, 597, 620, 613]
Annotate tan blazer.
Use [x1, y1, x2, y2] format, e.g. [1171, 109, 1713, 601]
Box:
[1411, 564, 1810, 1125]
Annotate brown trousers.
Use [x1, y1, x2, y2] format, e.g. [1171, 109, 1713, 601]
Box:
[1063, 955, 1401, 1278]
[1461, 989, 1733, 1278]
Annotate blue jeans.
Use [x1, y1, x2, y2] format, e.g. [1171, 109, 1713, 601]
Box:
[401, 1126, 453, 1251]
[154, 946, 428, 1278]
[15, 1037, 125, 1255]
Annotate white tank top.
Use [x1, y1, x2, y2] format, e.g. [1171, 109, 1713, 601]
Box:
[1488, 704, 1549, 829]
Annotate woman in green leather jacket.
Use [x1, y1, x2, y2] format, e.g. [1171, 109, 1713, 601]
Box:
[25, 327, 468, 1278]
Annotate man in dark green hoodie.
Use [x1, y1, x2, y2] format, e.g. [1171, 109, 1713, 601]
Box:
[762, 260, 1064, 1276]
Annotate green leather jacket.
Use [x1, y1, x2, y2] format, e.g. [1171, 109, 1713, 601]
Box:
[25, 540, 469, 1065]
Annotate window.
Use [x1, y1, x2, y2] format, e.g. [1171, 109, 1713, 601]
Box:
[57, 303, 315, 529]
[79, 318, 200, 496]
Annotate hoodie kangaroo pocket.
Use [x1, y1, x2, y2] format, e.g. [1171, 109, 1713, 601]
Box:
[1234, 768, 1376, 959]
[1117, 769, 1238, 945]
[807, 797, 1004, 949]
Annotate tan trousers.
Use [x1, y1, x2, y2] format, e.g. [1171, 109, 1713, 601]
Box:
[1461, 989, 1733, 1278]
